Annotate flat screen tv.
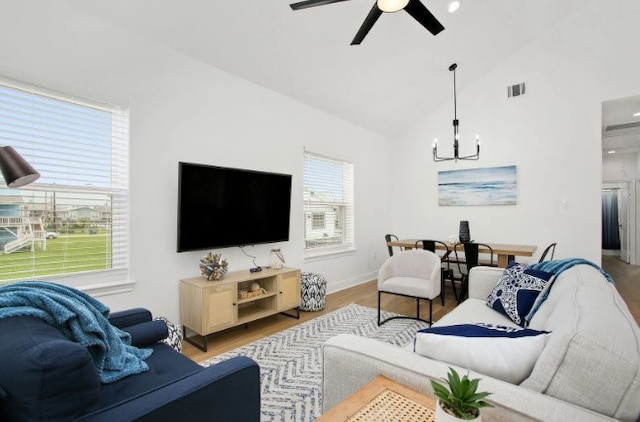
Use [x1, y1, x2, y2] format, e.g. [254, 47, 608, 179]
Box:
[177, 162, 292, 252]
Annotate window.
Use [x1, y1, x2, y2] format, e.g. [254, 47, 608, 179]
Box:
[0, 78, 129, 286]
[303, 149, 354, 256]
[311, 213, 325, 230]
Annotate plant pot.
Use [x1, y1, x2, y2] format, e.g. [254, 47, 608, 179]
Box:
[435, 399, 481, 422]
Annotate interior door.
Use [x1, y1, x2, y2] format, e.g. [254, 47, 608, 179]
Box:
[619, 183, 630, 263]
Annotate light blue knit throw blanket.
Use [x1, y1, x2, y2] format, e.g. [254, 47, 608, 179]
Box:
[528, 258, 614, 284]
[0, 281, 152, 383]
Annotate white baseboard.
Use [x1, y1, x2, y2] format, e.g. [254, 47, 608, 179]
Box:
[326, 271, 376, 295]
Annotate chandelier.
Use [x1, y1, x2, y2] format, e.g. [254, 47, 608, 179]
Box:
[433, 63, 480, 162]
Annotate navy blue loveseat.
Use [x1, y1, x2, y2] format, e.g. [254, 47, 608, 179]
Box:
[0, 307, 260, 421]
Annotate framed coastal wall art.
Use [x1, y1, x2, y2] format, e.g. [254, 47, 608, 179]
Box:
[438, 165, 517, 206]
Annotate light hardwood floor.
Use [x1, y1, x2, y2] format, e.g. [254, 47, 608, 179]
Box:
[602, 254, 640, 323]
[183, 256, 640, 363]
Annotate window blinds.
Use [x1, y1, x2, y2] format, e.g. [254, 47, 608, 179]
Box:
[303, 149, 354, 255]
[0, 78, 129, 283]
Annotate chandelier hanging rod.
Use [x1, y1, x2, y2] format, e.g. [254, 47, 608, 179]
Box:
[433, 63, 480, 162]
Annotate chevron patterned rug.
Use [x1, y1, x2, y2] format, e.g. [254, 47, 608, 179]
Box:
[199, 303, 429, 421]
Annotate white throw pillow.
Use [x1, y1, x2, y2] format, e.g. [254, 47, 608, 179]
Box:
[414, 323, 550, 384]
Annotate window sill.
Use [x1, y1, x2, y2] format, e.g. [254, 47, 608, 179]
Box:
[76, 279, 135, 297]
[48, 269, 134, 298]
[304, 246, 356, 262]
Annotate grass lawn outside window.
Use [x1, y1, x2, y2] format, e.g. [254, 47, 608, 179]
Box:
[0, 232, 112, 282]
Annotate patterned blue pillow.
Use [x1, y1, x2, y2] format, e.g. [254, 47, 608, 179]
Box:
[487, 262, 553, 326]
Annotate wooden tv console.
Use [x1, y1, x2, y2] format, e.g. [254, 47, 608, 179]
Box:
[180, 267, 301, 352]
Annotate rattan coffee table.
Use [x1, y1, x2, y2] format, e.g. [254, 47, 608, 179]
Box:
[316, 375, 436, 421]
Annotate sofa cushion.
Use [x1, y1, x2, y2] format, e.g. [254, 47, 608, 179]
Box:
[435, 297, 518, 328]
[487, 262, 553, 326]
[414, 323, 550, 384]
[0, 316, 100, 421]
[95, 342, 202, 409]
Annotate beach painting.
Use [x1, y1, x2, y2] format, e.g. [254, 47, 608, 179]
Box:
[438, 165, 517, 206]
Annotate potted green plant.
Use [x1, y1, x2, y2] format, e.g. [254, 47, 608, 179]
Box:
[430, 367, 493, 421]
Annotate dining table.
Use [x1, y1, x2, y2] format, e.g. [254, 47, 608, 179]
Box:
[386, 238, 538, 268]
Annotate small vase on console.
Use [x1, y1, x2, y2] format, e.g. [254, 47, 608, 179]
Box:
[459, 221, 471, 243]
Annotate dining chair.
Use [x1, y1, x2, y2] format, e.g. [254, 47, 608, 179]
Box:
[377, 249, 441, 326]
[384, 234, 404, 257]
[538, 242, 557, 263]
[415, 240, 457, 305]
[454, 242, 495, 303]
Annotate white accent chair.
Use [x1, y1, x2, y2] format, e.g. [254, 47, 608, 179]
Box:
[377, 249, 442, 326]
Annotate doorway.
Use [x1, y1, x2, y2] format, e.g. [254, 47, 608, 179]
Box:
[602, 94, 640, 266]
[602, 183, 630, 263]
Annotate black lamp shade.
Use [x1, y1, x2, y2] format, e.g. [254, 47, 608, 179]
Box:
[0, 146, 40, 188]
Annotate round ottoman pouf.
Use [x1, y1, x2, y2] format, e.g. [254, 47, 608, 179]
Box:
[300, 272, 327, 311]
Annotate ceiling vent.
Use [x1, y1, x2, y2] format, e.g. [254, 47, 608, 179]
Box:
[507, 82, 526, 98]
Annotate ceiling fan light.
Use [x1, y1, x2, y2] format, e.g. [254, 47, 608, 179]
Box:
[377, 0, 410, 13]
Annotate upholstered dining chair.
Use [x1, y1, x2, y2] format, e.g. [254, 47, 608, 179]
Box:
[454, 242, 495, 303]
[538, 242, 557, 263]
[384, 234, 404, 257]
[377, 249, 441, 326]
[415, 240, 457, 305]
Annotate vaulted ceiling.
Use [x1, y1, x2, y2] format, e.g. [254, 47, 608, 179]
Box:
[67, 0, 588, 138]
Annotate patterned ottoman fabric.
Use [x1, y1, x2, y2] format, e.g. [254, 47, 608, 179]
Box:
[300, 272, 327, 311]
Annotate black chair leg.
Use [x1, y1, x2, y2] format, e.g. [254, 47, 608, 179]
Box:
[378, 290, 433, 326]
[458, 275, 469, 304]
[451, 276, 458, 303]
[442, 268, 455, 305]
[440, 269, 445, 306]
[377, 291, 382, 326]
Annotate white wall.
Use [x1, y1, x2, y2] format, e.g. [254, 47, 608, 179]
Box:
[0, 1, 391, 322]
[388, 0, 640, 265]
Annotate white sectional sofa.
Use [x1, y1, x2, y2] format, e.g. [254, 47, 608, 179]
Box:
[322, 264, 640, 421]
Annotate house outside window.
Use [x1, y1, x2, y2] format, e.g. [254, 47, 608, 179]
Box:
[0, 78, 129, 286]
[303, 149, 354, 257]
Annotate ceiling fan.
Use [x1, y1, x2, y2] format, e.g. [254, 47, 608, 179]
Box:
[289, 0, 445, 45]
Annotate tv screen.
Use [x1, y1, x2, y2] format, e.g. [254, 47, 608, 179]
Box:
[177, 162, 292, 252]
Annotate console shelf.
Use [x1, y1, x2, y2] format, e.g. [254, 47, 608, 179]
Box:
[180, 267, 301, 352]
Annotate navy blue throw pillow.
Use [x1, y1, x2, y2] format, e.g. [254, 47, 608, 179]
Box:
[487, 262, 553, 326]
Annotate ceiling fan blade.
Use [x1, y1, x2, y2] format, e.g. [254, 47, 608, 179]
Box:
[404, 0, 445, 36]
[290, 0, 351, 11]
[351, 3, 383, 45]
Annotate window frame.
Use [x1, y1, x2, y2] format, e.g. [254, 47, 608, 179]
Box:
[0, 77, 131, 295]
[303, 149, 355, 259]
